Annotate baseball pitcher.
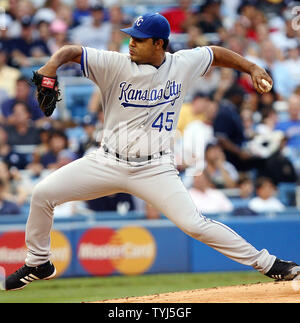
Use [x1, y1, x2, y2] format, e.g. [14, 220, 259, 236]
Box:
[5, 13, 300, 290]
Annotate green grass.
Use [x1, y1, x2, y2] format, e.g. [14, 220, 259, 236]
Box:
[0, 271, 272, 303]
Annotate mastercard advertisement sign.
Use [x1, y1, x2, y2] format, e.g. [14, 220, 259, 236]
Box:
[0, 231, 27, 276]
[0, 226, 159, 278]
[0, 230, 72, 277]
[77, 226, 157, 276]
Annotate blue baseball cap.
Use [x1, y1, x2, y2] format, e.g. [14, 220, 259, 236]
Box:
[120, 13, 170, 40]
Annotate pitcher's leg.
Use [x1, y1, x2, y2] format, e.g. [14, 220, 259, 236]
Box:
[128, 164, 275, 273]
[25, 152, 123, 266]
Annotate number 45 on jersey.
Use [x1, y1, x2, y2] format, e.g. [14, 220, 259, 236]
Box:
[152, 112, 175, 132]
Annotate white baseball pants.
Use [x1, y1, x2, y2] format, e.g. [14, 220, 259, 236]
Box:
[25, 149, 276, 273]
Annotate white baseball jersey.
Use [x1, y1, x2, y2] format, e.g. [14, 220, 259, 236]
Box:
[81, 46, 213, 157]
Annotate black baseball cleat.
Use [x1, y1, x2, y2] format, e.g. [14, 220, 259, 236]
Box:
[265, 258, 300, 281]
[5, 261, 56, 291]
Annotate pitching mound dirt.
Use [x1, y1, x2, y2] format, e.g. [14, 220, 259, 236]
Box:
[94, 281, 300, 303]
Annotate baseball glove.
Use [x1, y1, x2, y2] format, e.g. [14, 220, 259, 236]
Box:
[31, 71, 61, 117]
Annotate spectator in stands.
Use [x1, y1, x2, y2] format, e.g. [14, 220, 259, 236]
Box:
[181, 99, 217, 173]
[257, 138, 297, 185]
[238, 2, 268, 43]
[181, 25, 209, 52]
[76, 114, 99, 158]
[33, 0, 61, 28]
[11, 15, 51, 68]
[231, 174, 257, 216]
[40, 130, 75, 169]
[245, 106, 282, 158]
[213, 84, 260, 171]
[0, 125, 28, 169]
[47, 0, 64, 16]
[47, 19, 81, 76]
[106, 6, 132, 53]
[107, 28, 125, 53]
[255, 106, 278, 135]
[0, 46, 20, 98]
[188, 170, 234, 214]
[0, 14, 14, 60]
[6, 0, 19, 22]
[30, 128, 51, 163]
[162, 0, 194, 33]
[72, 0, 91, 28]
[87, 88, 102, 115]
[36, 20, 51, 47]
[48, 19, 69, 54]
[254, 40, 293, 99]
[4, 101, 41, 148]
[275, 93, 300, 150]
[21, 130, 69, 197]
[238, 175, 255, 200]
[0, 94, 8, 123]
[244, 106, 297, 184]
[256, 88, 277, 113]
[0, 126, 10, 160]
[240, 107, 255, 141]
[261, 41, 295, 99]
[0, 160, 28, 206]
[177, 92, 210, 135]
[195, 0, 223, 34]
[282, 45, 300, 89]
[257, 0, 287, 17]
[249, 177, 285, 213]
[1, 76, 43, 121]
[213, 68, 236, 103]
[3, 101, 40, 169]
[255, 22, 270, 45]
[269, 15, 299, 53]
[204, 142, 239, 189]
[56, 3, 74, 31]
[109, 5, 131, 29]
[70, 4, 112, 50]
[0, 178, 20, 215]
[7, 0, 36, 38]
[226, 34, 248, 57]
[274, 92, 300, 175]
[294, 85, 300, 96]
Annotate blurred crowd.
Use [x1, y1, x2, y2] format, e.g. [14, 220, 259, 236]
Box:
[0, 0, 300, 218]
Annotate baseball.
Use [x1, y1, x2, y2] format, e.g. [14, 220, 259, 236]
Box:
[259, 79, 272, 93]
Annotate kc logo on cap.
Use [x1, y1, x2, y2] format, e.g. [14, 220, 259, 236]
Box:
[135, 16, 144, 27]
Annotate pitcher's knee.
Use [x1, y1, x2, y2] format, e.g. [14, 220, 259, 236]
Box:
[31, 181, 56, 207]
[184, 225, 203, 240]
[32, 182, 47, 200]
[180, 214, 206, 240]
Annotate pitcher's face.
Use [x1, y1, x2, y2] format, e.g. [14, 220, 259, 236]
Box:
[129, 37, 158, 65]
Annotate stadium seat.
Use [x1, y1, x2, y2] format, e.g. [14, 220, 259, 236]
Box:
[20, 65, 43, 80]
[229, 198, 251, 209]
[277, 182, 297, 207]
[63, 84, 95, 122]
